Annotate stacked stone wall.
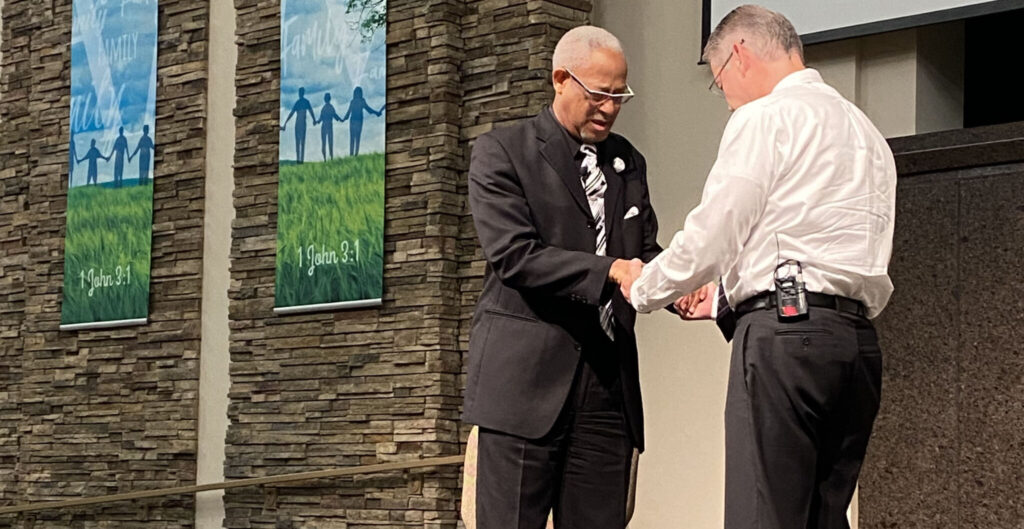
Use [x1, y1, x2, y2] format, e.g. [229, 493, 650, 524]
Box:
[0, 1, 209, 527]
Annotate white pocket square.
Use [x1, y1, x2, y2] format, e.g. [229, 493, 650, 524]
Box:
[623, 206, 640, 220]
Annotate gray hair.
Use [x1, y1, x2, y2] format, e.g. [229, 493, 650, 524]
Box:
[703, 5, 803, 64]
[552, 25, 624, 72]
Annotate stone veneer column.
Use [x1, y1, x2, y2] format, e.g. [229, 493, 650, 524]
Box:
[0, 0, 209, 527]
[225, 0, 467, 526]
[224, 1, 592, 528]
[456, 0, 593, 440]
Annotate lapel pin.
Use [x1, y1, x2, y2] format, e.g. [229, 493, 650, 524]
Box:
[612, 157, 626, 173]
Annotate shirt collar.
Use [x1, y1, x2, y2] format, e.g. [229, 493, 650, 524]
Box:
[771, 68, 823, 94]
[545, 106, 589, 159]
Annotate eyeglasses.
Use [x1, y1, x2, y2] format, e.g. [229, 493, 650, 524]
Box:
[564, 68, 635, 106]
[708, 39, 743, 97]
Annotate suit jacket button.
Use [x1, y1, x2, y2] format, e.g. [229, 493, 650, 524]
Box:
[586, 221, 595, 229]
[574, 343, 582, 351]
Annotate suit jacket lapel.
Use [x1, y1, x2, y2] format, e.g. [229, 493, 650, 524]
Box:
[537, 114, 592, 219]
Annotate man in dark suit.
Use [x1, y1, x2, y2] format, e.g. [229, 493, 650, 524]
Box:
[464, 25, 662, 529]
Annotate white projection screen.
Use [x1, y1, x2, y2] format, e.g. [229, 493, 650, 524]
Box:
[703, 0, 1024, 46]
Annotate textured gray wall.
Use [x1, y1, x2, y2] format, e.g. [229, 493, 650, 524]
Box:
[863, 161, 1024, 528]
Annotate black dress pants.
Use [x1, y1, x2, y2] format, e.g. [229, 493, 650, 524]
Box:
[475, 345, 633, 529]
[725, 307, 882, 529]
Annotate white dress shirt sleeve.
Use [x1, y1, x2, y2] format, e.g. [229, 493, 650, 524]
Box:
[631, 107, 777, 313]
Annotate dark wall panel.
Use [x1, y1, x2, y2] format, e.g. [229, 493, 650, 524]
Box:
[863, 174, 961, 529]
[863, 159, 1024, 528]
[957, 171, 1024, 529]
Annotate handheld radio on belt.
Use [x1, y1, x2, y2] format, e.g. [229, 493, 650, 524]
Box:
[774, 259, 808, 321]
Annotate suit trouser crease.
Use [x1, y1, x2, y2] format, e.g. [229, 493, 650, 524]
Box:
[476, 349, 633, 529]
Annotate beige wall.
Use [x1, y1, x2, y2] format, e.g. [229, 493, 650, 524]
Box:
[1, 0, 4, 86]
[197, 1, 236, 528]
[806, 23, 964, 137]
[593, 2, 731, 527]
[594, 2, 961, 528]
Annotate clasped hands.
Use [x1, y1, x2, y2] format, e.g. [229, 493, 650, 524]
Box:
[610, 258, 715, 320]
[673, 281, 715, 320]
[609, 258, 644, 304]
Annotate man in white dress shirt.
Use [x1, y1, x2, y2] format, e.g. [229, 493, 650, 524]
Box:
[624, 5, 896, 529]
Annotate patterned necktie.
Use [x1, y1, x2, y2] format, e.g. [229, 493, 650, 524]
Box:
[580, 144, 615, 340]
[716, 282, 730, 321]
[715, 280, 737, 342]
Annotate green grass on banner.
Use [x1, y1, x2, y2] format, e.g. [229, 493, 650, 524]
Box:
[61, 183, 153, 325]
[275, 154, 385, 308]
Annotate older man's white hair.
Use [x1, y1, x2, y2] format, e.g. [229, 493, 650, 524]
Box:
[552, 25, 624, 72]
[703, 4, 803, 64]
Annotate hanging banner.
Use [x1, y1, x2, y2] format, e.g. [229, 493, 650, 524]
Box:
[274, 0, 386, 314]
[61, 0, 158, 331]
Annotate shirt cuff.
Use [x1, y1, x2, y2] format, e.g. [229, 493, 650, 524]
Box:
[630, 280, 647, 313]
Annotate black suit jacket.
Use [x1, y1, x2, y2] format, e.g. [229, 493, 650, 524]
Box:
[464, 108, 662, 451]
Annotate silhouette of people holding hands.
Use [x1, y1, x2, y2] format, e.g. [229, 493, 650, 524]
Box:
[128, 124, 154, 185]
[77, 138, 109, 186]
[281, 86, 316, 163]
[109, 126, 130, 187]
[315, 92, 346, 161]
[341, 86, 384, 156]
[69, 131, 79, 185]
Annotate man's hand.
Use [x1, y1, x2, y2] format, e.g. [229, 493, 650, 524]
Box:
[608, 258, 642, 285]
[673, 282, 716, 320]
[609, 258, 643, 302]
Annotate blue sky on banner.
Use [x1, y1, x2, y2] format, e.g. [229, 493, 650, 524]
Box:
[69, 0, 158, 188]
[279, 0, 386, 162]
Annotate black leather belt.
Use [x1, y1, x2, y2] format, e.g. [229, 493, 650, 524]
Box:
[735, 291, 867, 318]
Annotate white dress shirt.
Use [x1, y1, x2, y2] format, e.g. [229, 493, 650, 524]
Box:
[631, 68, 896, 319]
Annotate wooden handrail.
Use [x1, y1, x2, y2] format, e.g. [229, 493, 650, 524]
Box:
[0, 455, 466, 516]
